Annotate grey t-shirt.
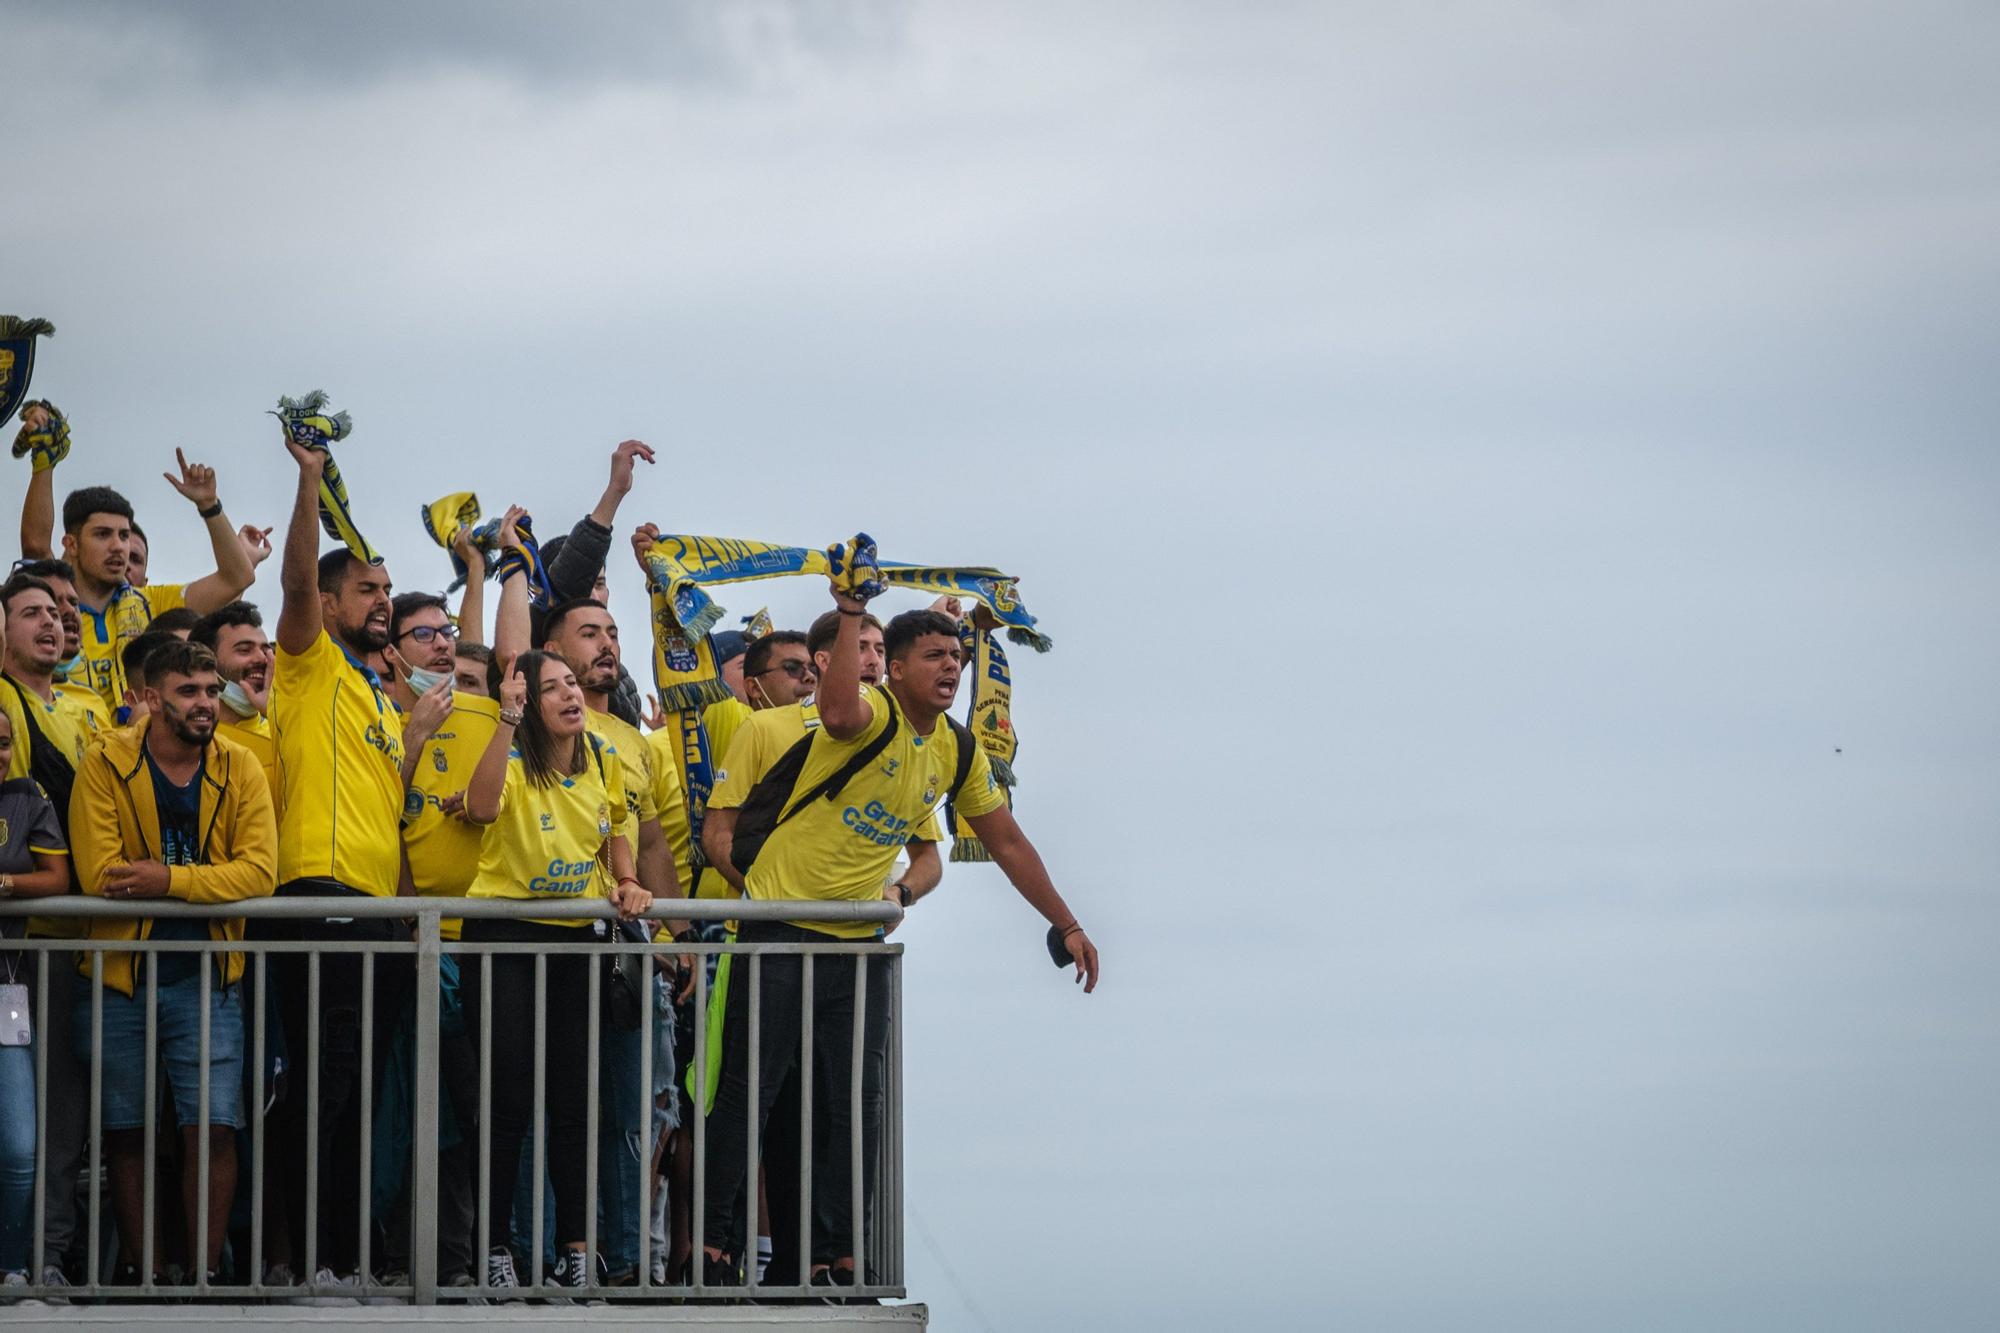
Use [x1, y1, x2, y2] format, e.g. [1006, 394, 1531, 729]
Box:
[0, 776, 66, 943]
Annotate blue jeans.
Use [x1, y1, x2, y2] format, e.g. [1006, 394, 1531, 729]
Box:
[75, 975, 246, 1131]
[0, 1043, 34, 1274]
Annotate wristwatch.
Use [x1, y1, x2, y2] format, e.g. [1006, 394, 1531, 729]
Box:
[892, 881, 913, 909]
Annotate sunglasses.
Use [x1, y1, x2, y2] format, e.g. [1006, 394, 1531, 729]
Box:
[754, 659, 816, 680]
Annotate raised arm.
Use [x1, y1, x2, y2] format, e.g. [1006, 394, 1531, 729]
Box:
[167, 449, 258, 613]
[963, 802, 1099, 992]
[453, 525, 487, 645]
[816, 584, 871, 740]
[465, 663, 525, 825]
[490, 505, 532, 671]
[275, 437, 328, 655]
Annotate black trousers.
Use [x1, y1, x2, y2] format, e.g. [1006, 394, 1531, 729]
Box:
[700, 923, 891, 1268]
[259, 879, 414, 1276]
[459, 918, 594, 1252]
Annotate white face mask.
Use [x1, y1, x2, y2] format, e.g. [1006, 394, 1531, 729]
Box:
[54, 650, 84, 681]
[220, 678, 261, 719]
[403, 663, 452, 696]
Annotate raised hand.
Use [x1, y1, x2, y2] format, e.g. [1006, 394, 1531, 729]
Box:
[165, 447, 221, 510]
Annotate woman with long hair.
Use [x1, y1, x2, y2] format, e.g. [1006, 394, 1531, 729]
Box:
[462, 650, 652, 1294]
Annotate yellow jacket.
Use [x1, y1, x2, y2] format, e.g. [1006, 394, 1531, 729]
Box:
[69, 715, 278, 997]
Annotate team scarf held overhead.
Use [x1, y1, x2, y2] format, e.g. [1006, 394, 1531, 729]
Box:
[491, 514, 556, 609]
[10, 399, 71, 472]
[640, 531, 1052, 651]
[422, 492, 505, 592]
[951, 614, 1020, 863]
[271, 391, 382, 567]
[0, 315, 55, 431]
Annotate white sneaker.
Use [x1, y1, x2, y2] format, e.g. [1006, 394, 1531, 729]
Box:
[2, 1270, 46, 1307]
[287, 1266, 362, 1307]
[483, 1246, 520, 1302]
[36, 1266, 69, 1305]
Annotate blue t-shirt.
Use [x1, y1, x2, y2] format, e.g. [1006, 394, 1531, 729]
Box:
[145, 748, 206, 984]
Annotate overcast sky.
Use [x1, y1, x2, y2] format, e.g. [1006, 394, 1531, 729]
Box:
[7, 1, 1998, 1327]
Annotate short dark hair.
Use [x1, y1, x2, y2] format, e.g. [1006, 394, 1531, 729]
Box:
[390, 591, 450, 641]
[149, 606, 203, 638]
[455, 640, 493, 668]
[743, 630, 808, 679]
[142, 638, 218, 690]
[883, 609, 962, 663]
[806, 609, 884, 658]
[192, 600, 263, 651]
[61, 486, 134, 535]
[541, 597, 608, 645]
[0, 575, 56, 616]
[122, 629, 182, 688]
[13, 558, 74, 586]
[316, 549, 361, 595]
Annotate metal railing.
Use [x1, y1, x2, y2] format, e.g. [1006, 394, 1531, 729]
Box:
[0, 895, 904, 1305]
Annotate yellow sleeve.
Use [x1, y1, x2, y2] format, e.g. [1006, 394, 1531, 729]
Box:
[67, 746, 127, 895]
[144, 584, 189, 616]
[709, 721, 764, 810]
[0, 687, 28, 781]
[604, 749, 629, 834]
[952, 742, 1009, 821]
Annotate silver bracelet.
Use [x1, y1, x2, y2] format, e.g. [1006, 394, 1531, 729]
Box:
[497, 708, 524, 727]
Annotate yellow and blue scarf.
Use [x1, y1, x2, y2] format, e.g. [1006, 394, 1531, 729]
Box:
[422, 492, 507, 593]
[950, 615, 1020, 862]
[640, 532, 1052, 652]
[9, 399, 71, 472]
[271, 391, 381, 566]
[492, 514, 555, 609]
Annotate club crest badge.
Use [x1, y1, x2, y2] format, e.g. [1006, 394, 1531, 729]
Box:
[0, 317, 54, 430]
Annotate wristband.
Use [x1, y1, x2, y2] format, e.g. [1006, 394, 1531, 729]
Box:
[496, 708, 523, 727]
[198, 501, 224, 520]
[837, 608, 865, 617]
[616, 877, 644, 890]
[893, 881, 913, 909]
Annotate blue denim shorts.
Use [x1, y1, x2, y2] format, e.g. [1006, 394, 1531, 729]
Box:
[74, 974, 246, 1131]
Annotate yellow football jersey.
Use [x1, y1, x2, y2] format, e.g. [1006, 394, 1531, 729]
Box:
[217, 710, 284, 824]
[75, 582, 188, 712]
[272, 631, 404, 895]
[747, 687, 1003, 939]
[466, 744, 628, 928]
[402, 692, 501, 941]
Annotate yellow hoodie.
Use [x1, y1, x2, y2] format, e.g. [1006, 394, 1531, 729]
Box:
[68, 714, 278, 997]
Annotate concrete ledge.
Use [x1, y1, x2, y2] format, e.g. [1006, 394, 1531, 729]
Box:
[0, 1302, 927, 1329]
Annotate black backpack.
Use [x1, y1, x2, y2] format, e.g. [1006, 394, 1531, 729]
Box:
[730, 692, 976, 875]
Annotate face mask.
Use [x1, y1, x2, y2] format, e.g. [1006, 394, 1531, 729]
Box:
[220, 678, 260, 719]
[53, 650, 83, 681]
[404, 664, 451, 696]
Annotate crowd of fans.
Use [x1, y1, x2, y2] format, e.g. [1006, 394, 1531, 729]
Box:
[0, 409, 1098, 1302]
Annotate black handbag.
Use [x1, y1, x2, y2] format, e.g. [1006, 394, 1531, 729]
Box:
[603, 919, 648, 1033]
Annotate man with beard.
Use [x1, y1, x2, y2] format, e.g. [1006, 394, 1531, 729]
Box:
[500, 578, 689, 1284]
[70, 638, 276, 1286]
[264, 434, 430, 1296]
[0, 575, 98, 1291]
[12, 558, 113, 735]
[193, 602, 281, 821]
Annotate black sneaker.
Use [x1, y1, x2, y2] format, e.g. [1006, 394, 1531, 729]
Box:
[547, 1250, 604, 1305]
[700, 1253, 741, 1288]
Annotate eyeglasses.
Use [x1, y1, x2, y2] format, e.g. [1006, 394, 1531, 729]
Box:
[399, 624, 460, 644]
[754, 659, 816, 680]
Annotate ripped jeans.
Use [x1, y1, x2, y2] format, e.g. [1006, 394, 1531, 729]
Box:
[258, 880, 415, 1277]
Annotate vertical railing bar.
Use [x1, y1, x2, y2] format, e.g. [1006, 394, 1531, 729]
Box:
[691, 941, 707, 1289]
[585, 948, 600, 1286]
[744, 951, 761, 1288]
[31, 951, 48, 1282]
[88, 962, 103, 1288]
[252, 950, 266, 1290]
[849, 951, 866, 1288]
[358, 950, 374, 1285]
[531, 951, 546, 1290]
[411, 916, 442, 1305]
[142, 948, 157, 1290]
[197, 945, 213, 1288]
[478, 949, 492, 1291]
[305, 949, 320, 1284]
[798, 950, 813, 1290]
[636, 941, 653, 1292]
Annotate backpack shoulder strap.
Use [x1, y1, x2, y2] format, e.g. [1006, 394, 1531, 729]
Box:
[777, 688, 901, 826]
[945, 716, 977, 801]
